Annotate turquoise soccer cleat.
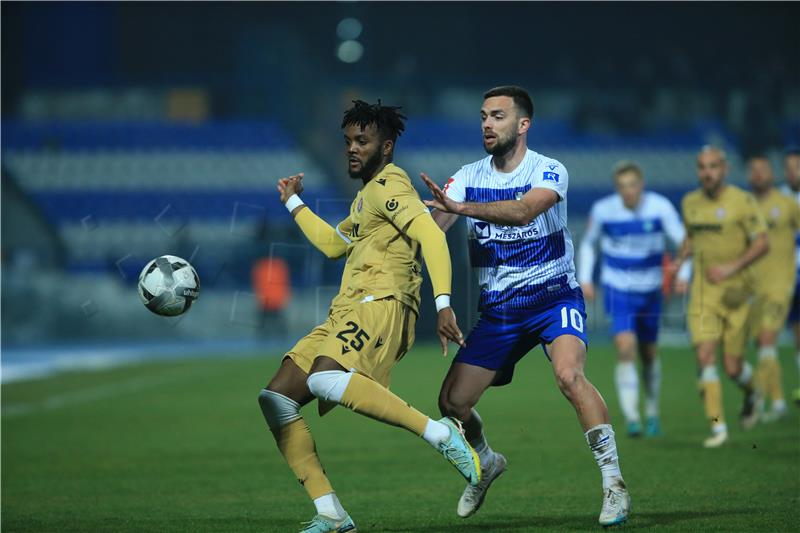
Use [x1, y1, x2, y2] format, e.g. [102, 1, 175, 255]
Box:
[645, 416, 661, 437]
[437, 417, 481, 486]
[299, 514, 356, 533]
[626, 420, 643, 438]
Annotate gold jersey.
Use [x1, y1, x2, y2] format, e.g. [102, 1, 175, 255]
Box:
[682, 184, 768, 295]
[332, 163, 429, 314]
[752, 188, 800, 297]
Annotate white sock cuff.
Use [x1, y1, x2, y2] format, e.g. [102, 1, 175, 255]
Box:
[258, 389, 301, 430]
[306, 370, 353, 403]
[758, 345, 778, 360]
[584, 423, 615, 445]
[700, 366, 719, 382]
[737, 362, 753, 386]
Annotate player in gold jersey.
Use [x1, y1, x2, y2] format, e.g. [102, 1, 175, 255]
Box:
[257, 101, 480, 533]
[673, 146, 769, 448]
[782, 149, 800, 406]
[747, 156, 800, 421]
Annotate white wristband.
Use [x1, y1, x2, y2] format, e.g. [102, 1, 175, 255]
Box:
[285, 194, 305, 213]
[435, 294, 451, 312]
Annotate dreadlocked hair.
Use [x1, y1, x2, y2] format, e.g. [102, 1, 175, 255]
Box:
[341, 99, 407, 142]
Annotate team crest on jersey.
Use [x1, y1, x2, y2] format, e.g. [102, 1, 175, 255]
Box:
[357, 198, 363, 212]
[770, 206, 780, 219]
[386, 198, 398, 211]
[716, 207, 726, 219]
[543, 171, 559, 182]
[474, 221, 491, 241]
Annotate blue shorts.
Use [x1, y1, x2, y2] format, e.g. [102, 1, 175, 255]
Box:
[453, 289, 588, 387]
[603, 286, 661, 343]
[788, 280, 800, 324]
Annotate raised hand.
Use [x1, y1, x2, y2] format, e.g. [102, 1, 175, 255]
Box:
[277, 173, 305, 203]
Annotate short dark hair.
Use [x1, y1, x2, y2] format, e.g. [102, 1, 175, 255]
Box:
[612, 160, 643, 180]
[483, 85, 534, 119]
[341, 99, 406, 142]
[785, 147, 800, 158]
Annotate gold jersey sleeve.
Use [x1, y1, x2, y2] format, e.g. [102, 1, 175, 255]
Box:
[331, 163, 429, 314]
[682, 185, 768, 291]
[752, 189, 800, 296]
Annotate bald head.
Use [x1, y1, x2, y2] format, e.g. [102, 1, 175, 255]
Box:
[696, 146, 728, 197]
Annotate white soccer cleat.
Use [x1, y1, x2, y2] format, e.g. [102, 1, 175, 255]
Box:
[761, 404, 787, 423]
[598, 480, 630, 527]
[457, 452, 507, 518]
[703, 430, 728, 448]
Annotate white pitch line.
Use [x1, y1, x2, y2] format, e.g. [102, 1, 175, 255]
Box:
[2, 368, 201, 418]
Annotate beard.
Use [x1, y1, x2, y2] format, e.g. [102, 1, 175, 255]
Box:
[348, 147, 384, 181]
[484, 130, 517, 157]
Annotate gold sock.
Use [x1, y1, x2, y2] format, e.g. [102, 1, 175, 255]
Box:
[273, 418, 333, 500]
[701, 379, 724, 427]
[340, 372, 429, 436]
[768, 358, 785, 403]
[755, 358, 771, 395]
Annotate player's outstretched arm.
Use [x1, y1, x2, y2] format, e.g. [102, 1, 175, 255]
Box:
[278, 173, 349, 259]
[405, 214, 466, 356]
[421, 172, 557, 226]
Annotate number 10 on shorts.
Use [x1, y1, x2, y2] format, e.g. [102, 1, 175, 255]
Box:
[560, 306, 584, 332]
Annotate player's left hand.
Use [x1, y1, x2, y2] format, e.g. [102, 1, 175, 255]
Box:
[437, 307, 465, 357]
[420, 173, 463, 214]
[706, 263, 736, 284]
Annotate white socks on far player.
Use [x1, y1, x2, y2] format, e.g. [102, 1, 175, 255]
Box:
[614, 362, 640, 423]
[643, 358, 661, 419]
[314, 492, 347, 520]
[585, 424, 624, 490]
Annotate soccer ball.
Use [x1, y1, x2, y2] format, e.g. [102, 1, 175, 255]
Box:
[138, 255, 200, 316]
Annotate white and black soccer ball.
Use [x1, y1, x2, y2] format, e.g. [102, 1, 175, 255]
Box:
[138, 255, 200, 316]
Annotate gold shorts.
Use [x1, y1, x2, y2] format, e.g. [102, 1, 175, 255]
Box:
[687, 284, 751, 355]
[285, 297, 416, 389]
[748, 292, 792, 335]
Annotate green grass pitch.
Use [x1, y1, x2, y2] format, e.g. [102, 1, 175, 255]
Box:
[3, 344, 799, 532]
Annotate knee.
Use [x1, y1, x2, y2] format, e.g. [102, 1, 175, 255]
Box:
[438, 391, 472, 419]
[722, 358, 741, 379]
[555, 366, 583, 395]
[258, 388, 301, 431]
[306, 370, 352, 403]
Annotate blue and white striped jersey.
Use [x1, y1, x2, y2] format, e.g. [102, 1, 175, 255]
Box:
[444, 149, 578, 311]
[780, 184, 800, 274]
[578, 191, 684, 293]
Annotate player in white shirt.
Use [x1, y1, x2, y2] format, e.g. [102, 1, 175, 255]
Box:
[578, 161, 685, 437]
[420, 86, 629, 527]
[781, 148, 800, 405]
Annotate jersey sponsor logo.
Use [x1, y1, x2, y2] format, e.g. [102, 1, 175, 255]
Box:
[386, 198, 399, 211]
[688, 223, 723, 233]
[493, 226, 540, 240]
[543, 171, 559, 182]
